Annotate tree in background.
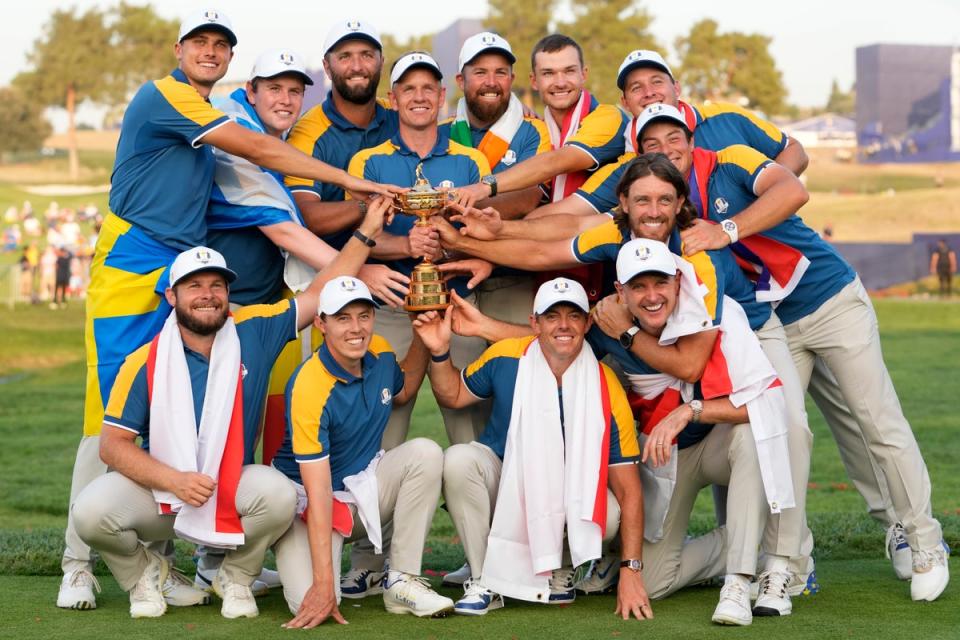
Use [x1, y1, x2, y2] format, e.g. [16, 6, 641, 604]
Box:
[825, 78, 856, 116]
[0, 87, 52, 161]
[560, 0, 660, 105]
[486, 0, 556, 105]
[675, 19, 787, 115]
[14, 3, 177, 181]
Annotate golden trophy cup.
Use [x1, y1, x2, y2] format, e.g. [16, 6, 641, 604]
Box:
[394, 164, 457, 312]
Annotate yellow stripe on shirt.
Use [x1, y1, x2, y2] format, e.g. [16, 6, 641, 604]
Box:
[575, 219, 625, 257]
[699, 102, 785, 146]
[153, 76, 226, 127]
[448, 140, 492, 177]
[602, 363, 640, 457]
[716, 144, 769, 176]
[682, 250, 719, 320]
[290, 354, 339, 457]
[568, 104, 625, 149]
[284, 104, 333, 189]
[104, 343, 151, 418]
[465, 335, 536, 377]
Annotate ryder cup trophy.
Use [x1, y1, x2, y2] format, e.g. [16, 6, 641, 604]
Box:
[394, 164, 457, 312]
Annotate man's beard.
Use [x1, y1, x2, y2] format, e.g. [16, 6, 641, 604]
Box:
[331, 68, 381, 105]
[176, 303, 228, 336]
[466, 90, 510, 125]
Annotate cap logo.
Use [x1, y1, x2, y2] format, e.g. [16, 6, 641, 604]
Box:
[635, 246, 651, 261]
[339, 278, 359, 291]
[628, 50, 643, 61]
[279, 52, 294, 65]
[553, 280, 569, 293]
[195, 249, 212, 264]
[648, 104, 664, 115]
[481, 34, 497, 45]
[204, 9, 220, 21]
[715, 197, 729, 214]
[346, 20, 361, 31]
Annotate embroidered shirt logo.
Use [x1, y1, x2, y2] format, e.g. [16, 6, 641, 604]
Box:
[380, 388, 392, 405]
[714, 197, 729, 214]
[502, 149, 517, 166]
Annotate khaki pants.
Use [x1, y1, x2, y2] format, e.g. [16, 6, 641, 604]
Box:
[784, 277, 941, 549]
[643, 423, 767, 600]
[442, 442, 503, 579]
[73, 465, 296, 591]
[374, 300, 489, 450]
[274, 438, 443, 615]
[475, 274, 536, 327]
[808, 358, 897, 526]
[62, 435, 107, 573]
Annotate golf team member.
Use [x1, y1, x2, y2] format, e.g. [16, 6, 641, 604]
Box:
[71, 197, 394, 618]
[272, 276, 453, 624]
[635, 104, 950, 603]
[59, 7, 397, 610]
[347, 51, 491, 450]
[445, 32, 551, 329]
[413, 278, 650, 620]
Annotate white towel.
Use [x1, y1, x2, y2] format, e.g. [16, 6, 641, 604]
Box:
[481, 338, 608, 603]
[148, 311, 245, 549]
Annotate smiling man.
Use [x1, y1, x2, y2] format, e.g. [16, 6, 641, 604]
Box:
[412, 279, 649, 620]
[59, 7, 398, 611]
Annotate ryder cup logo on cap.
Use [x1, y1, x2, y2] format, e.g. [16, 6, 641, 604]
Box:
[318, 276, 379, 316]
[616, 239, 677, 283]
[250, 48, 314, 85]
[390, 51, 443, 85]
[169, 246, 237, 287]
[617, 49, 673, 89]
[533, 277, 590, 315]
[634, 102, 689, 141]
[178, 7, 237, 47]
[323, 18, 382, 55]
[458, 31, 516, 71]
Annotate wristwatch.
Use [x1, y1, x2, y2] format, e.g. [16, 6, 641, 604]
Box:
[721, 219, 739, 244]
[618, 325, 641, 349]
[481, 174, 498, 197]
[620, 559, 643, 572]
[690, 399, 703, 423]
[357, 199, 368, 216]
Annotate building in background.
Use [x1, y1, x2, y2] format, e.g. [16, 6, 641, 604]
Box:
[783, 113, 856, 150]
[857, 43, 960, 163]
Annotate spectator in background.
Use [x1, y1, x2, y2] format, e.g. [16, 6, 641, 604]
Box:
[61, 211, 81, 250]
[21, 242, 39, 303]
[4, 206, 17, 223]
[53, 246, 73, 308]
[39, 245, 57, 302]
[3, 224, 20, 251]
[83, 203, 99, 222]
[930, 238, 957, 297]
[44, 201, 60, 226]
[46, 221, 64, 248]
[23, 213, 40, 238]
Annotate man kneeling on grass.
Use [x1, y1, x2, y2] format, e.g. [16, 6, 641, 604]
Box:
[73, 199, 394, 619]
[271, 276, 453, 626]
[411, 278, 652, 620]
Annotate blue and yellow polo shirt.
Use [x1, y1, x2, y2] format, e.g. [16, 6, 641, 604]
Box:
[102, 300, 299, 463]
[570, 219, 772, 330]
[109, 68, 230, 251]
[695, 145, 855, 326]
[272, 336, 404, 491]
[574, 100, 789, 214]
[562, 96, 629, 172]
[462, 335, 639, 463]
[347, 128, 491, 298]
[439, 116, 551, 174]
[584, 326, 713, 449]
[285, 95, 400, 250]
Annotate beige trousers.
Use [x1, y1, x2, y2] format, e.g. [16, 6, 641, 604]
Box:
[62, 435, 107, 573]
[783, 277, 941, 549]
[475, 274, 536, 327]
[73, 464, 296, 591]
[643, 423, 767, 600]
[274, 438, 443, 615]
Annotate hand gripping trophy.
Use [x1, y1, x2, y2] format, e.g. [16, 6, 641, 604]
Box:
[393, 164, 457, 312]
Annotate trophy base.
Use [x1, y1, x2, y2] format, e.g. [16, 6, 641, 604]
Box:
[404, 262, 450, 313]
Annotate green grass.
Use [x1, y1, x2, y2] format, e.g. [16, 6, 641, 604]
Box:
[0, 299, 958, 638]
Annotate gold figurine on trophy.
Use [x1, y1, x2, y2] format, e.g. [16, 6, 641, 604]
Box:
[393, 164, 457, 312]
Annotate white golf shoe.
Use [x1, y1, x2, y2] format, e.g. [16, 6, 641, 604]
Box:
[57, 568, 101, 610]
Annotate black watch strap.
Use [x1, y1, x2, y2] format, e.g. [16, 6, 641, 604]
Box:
[352, 229, 376, 247]
[620, 559, 643, 571]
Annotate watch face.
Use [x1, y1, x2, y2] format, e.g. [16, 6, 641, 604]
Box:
[722, 220, 736, 231]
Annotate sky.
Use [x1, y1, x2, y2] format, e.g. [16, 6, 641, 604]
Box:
[3, 0, 959, 121]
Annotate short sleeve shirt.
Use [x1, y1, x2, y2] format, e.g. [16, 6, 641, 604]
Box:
[109, 69, 229, 250]
[440, 116, 552, 174]
[462, 335, 640, 464]
[565, 100, 629, 171]
[272, 336, 404, 491]
[103, 300, 299, 463]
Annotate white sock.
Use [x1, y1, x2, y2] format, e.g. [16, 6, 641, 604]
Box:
[764, 555, 790, 574]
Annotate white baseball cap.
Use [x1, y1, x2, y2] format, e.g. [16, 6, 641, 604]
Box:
[169, 246, 237, 287]
[458, 32, 516, 71]
[323, 19, 382, 55]
[617, 49, 673, 90]
[249, 48, 314, 85]
[533, 278, 590, 315]
[390, 51, 443, 85]
[318, 276, 379, 316]
[616, 239, 678, 283]
[634, 102, 690, 143]
[178, 8, 237, 47]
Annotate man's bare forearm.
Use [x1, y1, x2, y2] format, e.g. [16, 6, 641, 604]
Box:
[296, 194, 365, 237]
